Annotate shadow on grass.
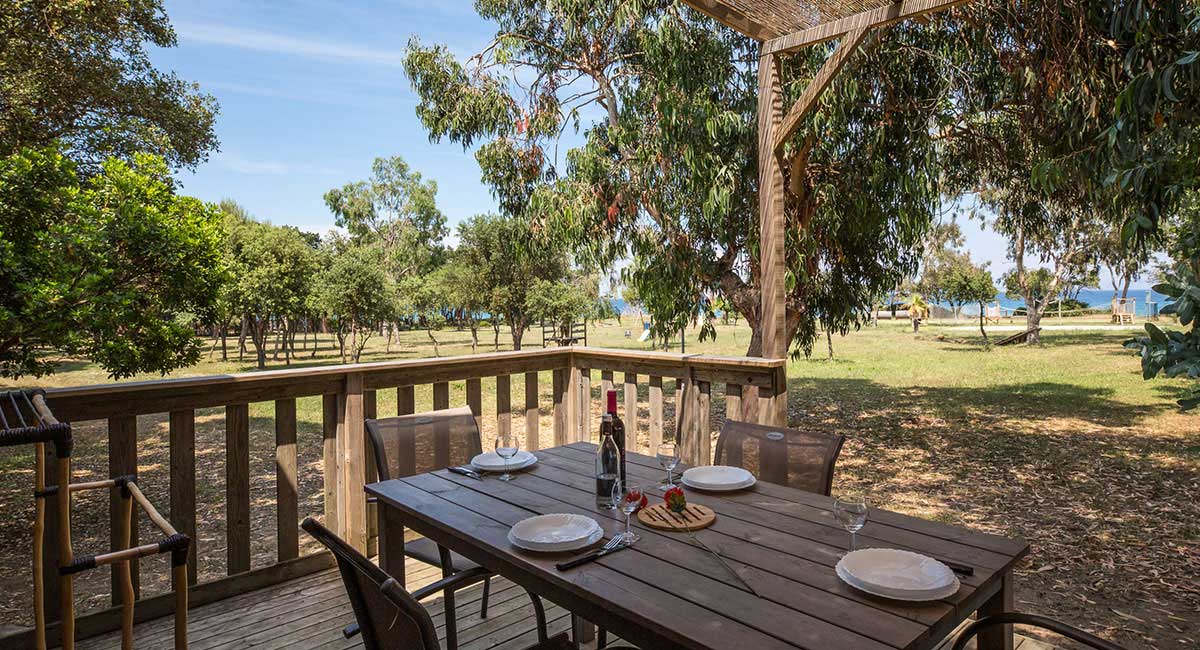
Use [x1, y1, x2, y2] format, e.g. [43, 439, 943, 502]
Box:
[786, 375, 1164, 428]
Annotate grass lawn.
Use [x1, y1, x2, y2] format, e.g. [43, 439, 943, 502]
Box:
[0, 317, 1196, 649]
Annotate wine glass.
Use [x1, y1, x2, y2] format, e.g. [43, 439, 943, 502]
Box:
[656, 442, 680, 491]
[611, 480, 644, 544]
[495, 434, 519, 482]
[833, 494, 868, 553]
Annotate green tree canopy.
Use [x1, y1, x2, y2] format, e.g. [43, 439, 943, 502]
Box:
[224, 212, 319, 369]
[0, 145, 224, 378]
[404, 1, 947, 357]
[0, 1, 219, 172]
[455, 213, 571, 350]
[943, 260, 996, 342]
[324, 156, 447, 277]
[313, 244, 396, 363]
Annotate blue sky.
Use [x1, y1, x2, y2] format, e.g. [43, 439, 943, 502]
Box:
[152, 0, 1138, 289]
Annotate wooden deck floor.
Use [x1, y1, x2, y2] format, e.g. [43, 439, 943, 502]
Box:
[75, 557, 576, 650]
[71, 556, 1059, 650]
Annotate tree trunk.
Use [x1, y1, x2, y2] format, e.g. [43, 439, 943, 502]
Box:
[511, 326, 523, 351]
[1024, 300, 1044, 344]
[426, 326, 440, 357]
[238, 316, 249, 362]
[826, 329, 834, 360]
[978, 303, 989, 344]
[493, 322, 501, 352]
[470, 324, 479, 353]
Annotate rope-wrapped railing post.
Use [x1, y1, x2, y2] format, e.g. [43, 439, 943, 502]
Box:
[57, 476, 190, 649]
[0, 389, 73, 650]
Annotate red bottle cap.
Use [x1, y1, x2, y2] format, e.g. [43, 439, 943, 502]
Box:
[606, 390, 617, 414]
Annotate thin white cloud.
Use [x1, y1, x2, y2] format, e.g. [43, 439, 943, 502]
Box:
[220, 153, 344, 177]
[176, 21, 407, 67]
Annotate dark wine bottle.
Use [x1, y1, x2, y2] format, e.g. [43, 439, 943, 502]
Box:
[606, 390, 627, 487]
[596, 413, 619, 509]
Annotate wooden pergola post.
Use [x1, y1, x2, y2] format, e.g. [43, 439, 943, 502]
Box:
[757, 51, 788, 426]
[681, 0, 967, 428]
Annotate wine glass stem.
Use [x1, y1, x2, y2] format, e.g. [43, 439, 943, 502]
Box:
[850, 531, 856, 552]
[625, 512, 631, 536]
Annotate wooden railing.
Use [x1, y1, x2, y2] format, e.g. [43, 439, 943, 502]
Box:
[24, 346, 784, 645]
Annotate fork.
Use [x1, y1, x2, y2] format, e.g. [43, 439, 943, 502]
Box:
[555, 536, 629, 571]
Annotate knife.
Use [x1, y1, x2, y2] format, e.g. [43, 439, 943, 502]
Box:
[939, 558, 974, 577]
[448, 466, 483, 480]
[556, 541, 632, 571]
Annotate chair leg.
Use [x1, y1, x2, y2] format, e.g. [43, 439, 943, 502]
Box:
[480, 576, 491, 618]
[444, 588, 459, 650]
[598, 628, 608, 648]
[528, 592, 548, 642]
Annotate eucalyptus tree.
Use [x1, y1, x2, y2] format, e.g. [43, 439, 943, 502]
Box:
[324, 156, 447, 278]
[0, 1, 218, 172]
[404, 1, 948, 357]
[941, 1, 1199, 337]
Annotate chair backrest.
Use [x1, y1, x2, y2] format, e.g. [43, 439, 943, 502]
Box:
[366, 406, 482, 481]
[301, 517, 439, 650]
[714, 420, 845, 495]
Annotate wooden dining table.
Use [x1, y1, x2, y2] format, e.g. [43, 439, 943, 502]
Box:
[368, 442, 1029, 650]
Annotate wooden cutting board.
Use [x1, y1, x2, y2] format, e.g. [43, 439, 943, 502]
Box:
[637, 503, 716, 531]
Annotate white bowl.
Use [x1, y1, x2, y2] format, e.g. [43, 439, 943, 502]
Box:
[681, 466, 756, 491]
[508, 514, 602, 552]
[835, 548, 960, 601]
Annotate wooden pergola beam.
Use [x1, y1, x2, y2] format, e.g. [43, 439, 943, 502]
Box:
[773, 26, 876, 154]
[678, 0, 788, 40]
[762, 0, 967, 54]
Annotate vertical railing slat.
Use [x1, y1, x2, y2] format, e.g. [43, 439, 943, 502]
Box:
[109, 415, 139, 601]
[397, 385, 415, 416]
[697, 381, 712, 466]
[579, 367, 591, 441]
[466, 378, 482, 434]
[600, 370, 613, 406]
[169, 409, 198, 585]
[623, 372, 638, 451]
[525, 372, 539, 450]
[496, 374, 511, 440]
[274, 399, 298, 563]
[432, 381, 450, 468]
[322, 394, 339, 532]
[225, 404, 251, 575]
[725, 383, 743, 426]
[553, 368, 567, 445]
[338, 374, 367, 552]
[363, 390, 378, 556]
[649, 376, 663, 450]
[433, 382, 449, 410]
[567, 366, 582, 443]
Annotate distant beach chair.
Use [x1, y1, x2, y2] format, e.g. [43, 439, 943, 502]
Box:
[1111, 298, 1135, 325]
[984, 302, 1011, 324]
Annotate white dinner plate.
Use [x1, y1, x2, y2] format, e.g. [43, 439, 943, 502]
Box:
[835, 548, 960, 601]
[680, 466, 756, 491]
[507, 514, 603, 552]
[471, 450, 537, 472]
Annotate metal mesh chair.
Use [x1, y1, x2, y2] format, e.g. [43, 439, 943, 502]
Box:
[366, 407, 490, 650]
[952, 612, 1128, 650]
[714, 420, 845, 495]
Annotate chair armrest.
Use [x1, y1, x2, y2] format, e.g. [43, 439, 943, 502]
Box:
[952, 613, 1127, 650]
[410, 566, 492, 601]
[342, 622, 360, 639]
